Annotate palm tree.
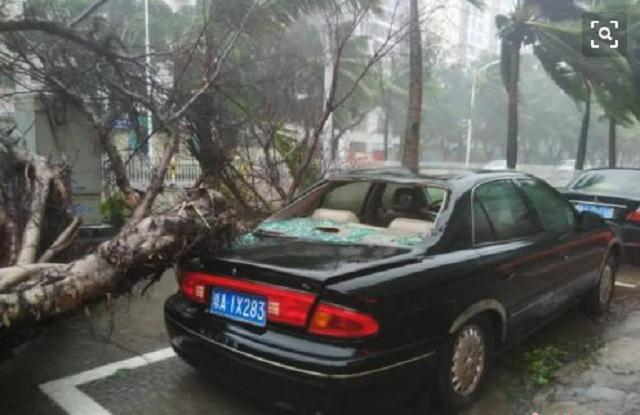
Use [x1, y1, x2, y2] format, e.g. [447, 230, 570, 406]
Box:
[402, 0, 482, 172]
[575, 86, 591, 170]
[401, 0, 422, 173]
[590, 0, 640, 167]
[609, 118, 617, 167]
[496, 0, 635, 169]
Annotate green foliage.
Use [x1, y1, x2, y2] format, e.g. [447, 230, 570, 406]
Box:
[509, 344, 568, 386]
[101, 194, 130, 227]
[497, 0, 638, 124]
[274, 128, 322, 190]
[333, 35, 382, 133]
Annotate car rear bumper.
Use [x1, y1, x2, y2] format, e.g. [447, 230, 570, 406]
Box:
[164, 294, 436, 414]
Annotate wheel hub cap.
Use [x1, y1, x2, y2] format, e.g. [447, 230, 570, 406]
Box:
[451, 325, 485, 397]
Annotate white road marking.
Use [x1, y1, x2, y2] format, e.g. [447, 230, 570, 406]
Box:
[615, 281, 637, 289]
[40, 347, 176, 415]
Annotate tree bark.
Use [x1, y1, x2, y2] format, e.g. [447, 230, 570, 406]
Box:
[609, 118, 617, 168]
[15, 158, 54, 265]
[575, 90, 591, 171]
[506, 40, 520, 170]
[0, 188, 234, 331]
[402, 0, 422, 173]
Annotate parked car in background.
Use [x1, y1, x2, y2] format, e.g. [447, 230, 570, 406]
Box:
[564, 168, 640, 261]
[483, 159, 507, 170]
[558, 159, 576, 171]
[165, 169, 620, 414]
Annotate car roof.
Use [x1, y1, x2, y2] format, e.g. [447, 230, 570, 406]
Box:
[579, 167, 640, 173]
[328, 167, 533, 189]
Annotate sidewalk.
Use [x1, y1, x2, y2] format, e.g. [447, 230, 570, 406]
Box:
[531, 266, 640, 415]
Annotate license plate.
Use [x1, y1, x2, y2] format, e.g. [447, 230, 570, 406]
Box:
[210, 288, 267, 327]
[575, 203, 615, 219]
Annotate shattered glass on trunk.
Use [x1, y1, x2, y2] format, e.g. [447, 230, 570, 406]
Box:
[235, 218, 425, 247]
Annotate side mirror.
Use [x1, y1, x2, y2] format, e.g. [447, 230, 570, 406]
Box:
[577, 210, 605, 230]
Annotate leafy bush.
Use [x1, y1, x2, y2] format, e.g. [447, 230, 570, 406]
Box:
[101, 194, 130, 227]
[510, 344, 568, 386]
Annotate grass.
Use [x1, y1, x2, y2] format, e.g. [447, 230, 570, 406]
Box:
[509, 344, 568, 386]
[505, 336, 603, 387]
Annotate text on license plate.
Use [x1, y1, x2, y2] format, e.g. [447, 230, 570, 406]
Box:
[575, 203, 615, 219]
[210, 288, 267, 327]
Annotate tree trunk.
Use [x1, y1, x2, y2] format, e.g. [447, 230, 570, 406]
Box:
[609, 118, 617, 168]
[383, 105, 390, 161]
[575, 90, 591, 171]
[506, 41, 520, 170]
[402, 0, 422, 173]
[0, 188, 234, 331]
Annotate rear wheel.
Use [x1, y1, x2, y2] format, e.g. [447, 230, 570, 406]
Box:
[583, 257, 616, 315]
[435, 316, 493, 412]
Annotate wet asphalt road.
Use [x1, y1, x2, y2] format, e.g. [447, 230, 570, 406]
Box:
[2, 265, 640, 415]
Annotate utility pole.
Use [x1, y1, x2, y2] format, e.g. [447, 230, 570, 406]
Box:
[144, 0, 154, 161]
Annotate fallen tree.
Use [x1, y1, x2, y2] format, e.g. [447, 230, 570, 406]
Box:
[0, 0, 258, 343]
[0, 187, 233, 330]
[0, 0, 406, 351]
[0, 136, 235, 335]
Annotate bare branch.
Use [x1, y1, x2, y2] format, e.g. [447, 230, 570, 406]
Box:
[69, 0, 111, 28]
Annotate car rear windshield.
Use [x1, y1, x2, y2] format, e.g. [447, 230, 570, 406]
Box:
[254, 180, 449, 248]
[568, 170, 640, 198]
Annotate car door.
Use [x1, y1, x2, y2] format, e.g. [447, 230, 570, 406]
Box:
[516, 178, 605, 307]
[471, 179, 560, 340]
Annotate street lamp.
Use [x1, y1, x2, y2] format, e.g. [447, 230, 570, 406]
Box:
[465, 59, 499, 167]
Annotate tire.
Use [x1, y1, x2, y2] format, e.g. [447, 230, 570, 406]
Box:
[434, 315, 494, 412]
[583, 256, 616, 315]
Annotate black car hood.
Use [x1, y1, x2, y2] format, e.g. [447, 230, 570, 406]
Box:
[196, 237, 418, 285]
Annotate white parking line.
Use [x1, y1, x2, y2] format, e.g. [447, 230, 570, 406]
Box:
[615, 281, 637, 289]
[39, 347, 176, 415]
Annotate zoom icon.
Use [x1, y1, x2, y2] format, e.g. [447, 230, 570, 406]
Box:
[583, 13, 627, 57]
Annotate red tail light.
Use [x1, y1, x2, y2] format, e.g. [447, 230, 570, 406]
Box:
[309, 302, 379, 339]
[178, 271, 316, 327]
[626, 210, 640, 223]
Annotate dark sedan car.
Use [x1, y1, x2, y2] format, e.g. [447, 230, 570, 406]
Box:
[165, 169, 620, 414]
[564, 168, 640, 261]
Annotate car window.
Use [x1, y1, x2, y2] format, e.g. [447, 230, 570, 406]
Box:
[473, 197, 496, 244]
[320, 181, 371, 214]
[426, 187, 445, 205]
[474, 180, 541, 243]
[568, 169, 640, 198]
[381, 184, 444, 210]
[381, 183, 404, 210]
[518, 179, 576, 234]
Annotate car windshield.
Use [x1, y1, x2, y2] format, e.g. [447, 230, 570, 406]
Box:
[247, 180, 448, 248]
[568, 170, 640, 198]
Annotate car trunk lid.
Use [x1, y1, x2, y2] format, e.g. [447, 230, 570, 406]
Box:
[565, 191, 640, 221]
[186, 237, 415, 290]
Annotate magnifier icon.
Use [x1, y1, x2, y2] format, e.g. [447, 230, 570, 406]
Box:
[599, 26, 613, 41]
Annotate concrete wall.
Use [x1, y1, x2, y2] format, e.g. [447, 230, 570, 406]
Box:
[14, 94, 103, 225]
